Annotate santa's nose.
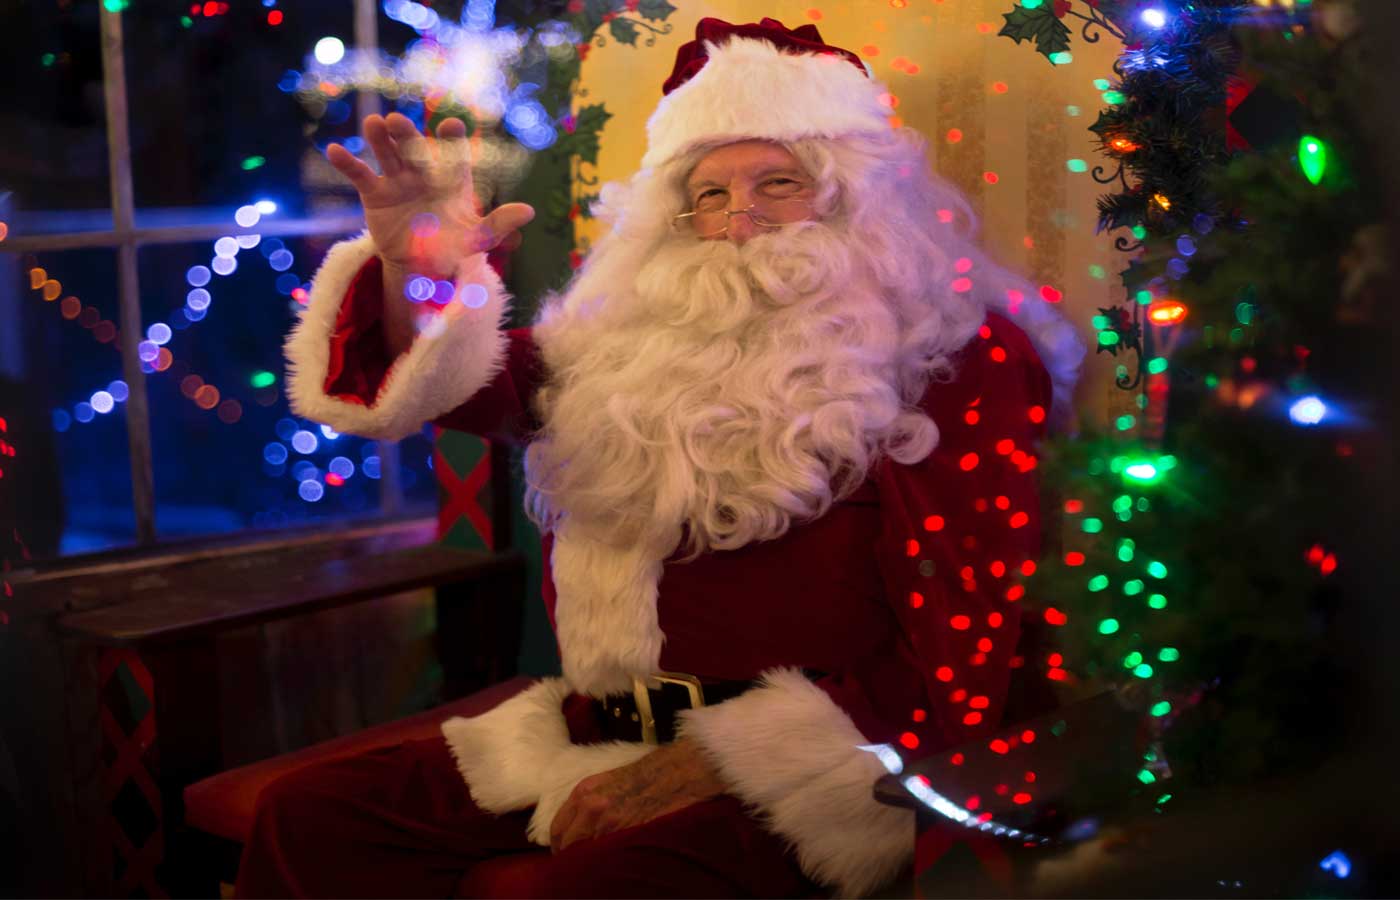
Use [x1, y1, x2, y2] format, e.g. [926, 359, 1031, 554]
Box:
[725, 210, 758, 244]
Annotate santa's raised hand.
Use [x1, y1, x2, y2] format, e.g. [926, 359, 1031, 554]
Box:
[325, 112, 535, 281]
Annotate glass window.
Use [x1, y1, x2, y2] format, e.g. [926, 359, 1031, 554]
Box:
[121, 0, 359, 214]
[4, 247, 136, 561]
[139, 235, 433, 539]
[0, 1, 445, 566]
[0, 2, 111, 230]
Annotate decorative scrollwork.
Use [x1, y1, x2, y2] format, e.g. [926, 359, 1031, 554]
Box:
[634, 18, 673, 47]
[1093, 162, 1131, 191]
[1114, 235, 1145, 253]
[1120, 302, 1147, 392]
[1066, 8, 1127, 45]
[1116, 359, 1144, 391]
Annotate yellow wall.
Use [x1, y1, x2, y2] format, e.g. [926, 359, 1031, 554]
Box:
[576, 0, 1135, 423]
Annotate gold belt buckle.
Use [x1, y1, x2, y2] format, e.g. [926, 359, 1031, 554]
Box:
[630, 671, 706, 744]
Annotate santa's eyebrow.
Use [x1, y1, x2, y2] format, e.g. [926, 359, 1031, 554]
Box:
[687, 167, 808, 192]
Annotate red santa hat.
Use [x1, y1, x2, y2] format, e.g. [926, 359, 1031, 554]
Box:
[640, 18, 891, 171]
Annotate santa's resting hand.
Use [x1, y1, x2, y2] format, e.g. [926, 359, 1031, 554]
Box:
[549, 737, 727, 851]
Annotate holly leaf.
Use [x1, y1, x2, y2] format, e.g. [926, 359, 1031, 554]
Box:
[998, 5, 1072, 60]
[569, 103, 613, 165]
[576, 191, 600, 219]
[609, 16, 639, 45]
[576, 0, 614, 36]
[637, 0, 676, 21]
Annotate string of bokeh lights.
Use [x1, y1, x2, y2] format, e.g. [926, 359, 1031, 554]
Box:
[26, 195, 389, 507]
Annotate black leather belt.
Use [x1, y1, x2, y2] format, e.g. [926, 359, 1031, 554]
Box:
[592, 669, 826, 744]
[594, 673, 761, 744]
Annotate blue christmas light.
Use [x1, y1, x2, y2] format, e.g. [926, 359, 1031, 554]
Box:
[1289, 395, 1327, 426]
[1141, 8, 1168, 29]
[1319, 850, 1351, 880]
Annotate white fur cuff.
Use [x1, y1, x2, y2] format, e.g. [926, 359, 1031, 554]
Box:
[678, 668, 913, 897]
[284, 232, 512, 441]
[440, 677, 655, 847]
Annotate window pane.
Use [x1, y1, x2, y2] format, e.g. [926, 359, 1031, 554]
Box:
[139, 236, 433, 540]
[0, 2, 111, 229]
[122, 1, 361, 215]
[3, 247, 136, 561]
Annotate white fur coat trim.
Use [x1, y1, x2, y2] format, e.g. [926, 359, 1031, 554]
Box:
[440, 677, 656, 846]
[678, 667, 913, 897]
[642, 37, 889, 170]
[284, 232, 512, 441]
[550, 524, 669, 697]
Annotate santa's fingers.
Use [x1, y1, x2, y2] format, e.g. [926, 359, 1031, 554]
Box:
[384, 112, 432, 173]
[549, 794, 582, 853]
[435, 117, 468, 141]
[362, 115, 404, 178]
[471, 203, 535, 252]
[557, 796, 611, 851]
[325, 143, 379, 197]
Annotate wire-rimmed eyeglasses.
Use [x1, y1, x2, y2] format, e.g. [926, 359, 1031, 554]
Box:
[671, 197, 814, 239]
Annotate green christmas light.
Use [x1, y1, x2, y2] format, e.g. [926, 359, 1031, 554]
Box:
[1299, 134, 1328, 185]
[1098, 617, 1120, 634]
[1124, 579, 1145, 596]
[1132, 225, 1147, 240]
[1124, 461, 1158, 483]
[1147, 357, 1168, 375]
[251, 370, 277, 389]
[1093, 78, 1111, 90]
[1067, 159, 1089, 173]
[1049, 51, 1074, 66]
[1150, 701, 1172, 717]
[41, 53, 55, 66]
[1117, 538, 1135, 562]
[1099, 331, 1121, 348]
[1022, 0, 1045, 7]
[1156, 793, 1173, 805]
[1112, 495, 1133, 513]
[1103, 90, 1126, 105]
[1089, 575, 1110, 592]
[1082, 518, 1103, 534]
[1137, 768, 1157, 784]
[1158, 647, 1180, 662]
[1115, 414, 1135, 432]
[1147, 561, 1168, 579]
[103, 0, 128, 10]
[1133, 663, 1154, 678]
[1147, 594, 1168, 609]
[242, 156, 267, 171]
[1235, 302, 1255, 325]
[181, 15, 193, 27]
[1124, 651, 1143, 668]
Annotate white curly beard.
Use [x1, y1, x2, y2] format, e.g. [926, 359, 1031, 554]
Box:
[526, 221, 936, 564]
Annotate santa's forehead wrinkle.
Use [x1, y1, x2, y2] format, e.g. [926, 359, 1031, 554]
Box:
[687, 142, 806, 188]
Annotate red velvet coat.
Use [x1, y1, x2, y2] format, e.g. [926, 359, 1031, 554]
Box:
[322, 253, 1051, 761]
[285, 237, 1058, 894]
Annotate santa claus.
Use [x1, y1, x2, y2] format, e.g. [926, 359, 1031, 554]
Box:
[241, 17, 1083, 899]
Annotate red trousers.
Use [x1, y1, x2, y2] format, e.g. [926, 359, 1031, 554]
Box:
[233, 736, 817, 898]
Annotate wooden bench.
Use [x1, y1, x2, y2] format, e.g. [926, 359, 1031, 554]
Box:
[40, 516, 527, 897]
